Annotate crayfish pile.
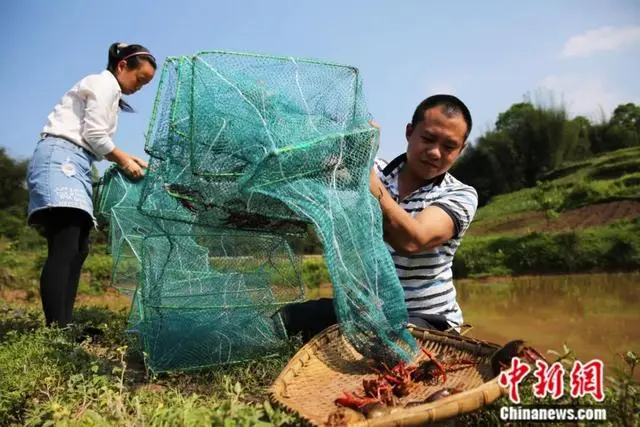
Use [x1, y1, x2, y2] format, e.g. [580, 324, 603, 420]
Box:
[326, 347, 477, 424]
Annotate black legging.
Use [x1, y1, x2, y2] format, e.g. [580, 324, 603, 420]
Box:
[34, 208, 92, 327]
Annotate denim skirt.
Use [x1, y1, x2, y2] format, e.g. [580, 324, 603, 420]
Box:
[27, 136, 97, 228]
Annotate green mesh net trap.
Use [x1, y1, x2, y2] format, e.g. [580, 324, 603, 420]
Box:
[96, 51, 419, 373]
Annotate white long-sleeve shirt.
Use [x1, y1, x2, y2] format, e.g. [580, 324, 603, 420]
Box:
[41, 70, 121, 160]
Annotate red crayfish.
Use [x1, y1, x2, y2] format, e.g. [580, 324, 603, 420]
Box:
[490, 339, 547, 377]
[332, 347, 478, 418]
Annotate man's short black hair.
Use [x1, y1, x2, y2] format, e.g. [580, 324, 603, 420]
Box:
[411, 94, 473, 142]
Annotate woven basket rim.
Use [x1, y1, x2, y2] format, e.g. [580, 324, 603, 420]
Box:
[269, 324, 508, 426]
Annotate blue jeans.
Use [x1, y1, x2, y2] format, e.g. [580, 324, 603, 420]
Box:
[27, 136, 97, 228]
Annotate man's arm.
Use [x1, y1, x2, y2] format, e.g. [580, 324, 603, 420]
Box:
[377, 187, 455, 255]
[370, 170, 476, 255]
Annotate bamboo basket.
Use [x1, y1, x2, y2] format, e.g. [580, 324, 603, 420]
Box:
[269, 324, 508, 426]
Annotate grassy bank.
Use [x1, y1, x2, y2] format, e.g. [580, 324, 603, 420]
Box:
[300, 220, 640, 284]
[471, 146, 640, 226]
[1, 145, 638, 425]
[1, 300, 638, 426]
[454, 220, 640, 278]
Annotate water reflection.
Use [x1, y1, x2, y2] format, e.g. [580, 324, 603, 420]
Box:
[458, 273, 640, 380]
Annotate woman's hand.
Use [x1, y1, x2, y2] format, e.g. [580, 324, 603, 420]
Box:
[105, 148, 148, 180]
[119, 155, 147, 179]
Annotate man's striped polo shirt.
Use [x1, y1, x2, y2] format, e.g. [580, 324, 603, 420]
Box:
[374, 154, 478, 328]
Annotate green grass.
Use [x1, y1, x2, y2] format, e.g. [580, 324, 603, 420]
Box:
[0, 305, 299, 426]
[541, 146, 640, 185]
[455, 220, 640, 278]
[473, 188, 540, 223]
[0, 236, 330, 300]
[1, 295, 637, 426]
[2, 147, 639, 425]
[0, 239, 45, 292]
[472, 146, 640, 227]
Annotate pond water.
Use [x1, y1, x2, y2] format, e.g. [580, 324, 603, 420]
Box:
[457, 273, 640, 381]
[308, 272, 639, 380]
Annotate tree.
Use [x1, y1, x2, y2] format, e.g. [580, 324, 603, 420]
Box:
[532, 181, 563, 229]
[492, 101, 575, 185]
[589, 103, 640, 153]
[453, 99, 586, 204]
[609, 103, 640, 132]
[567, 116, 593, 160]
[444, 98, 638, 205]
[451, 131, 525, 206]
[0, 148, 29, 211]
[0, 148, 33, 241]
[495, 102, 536, 134]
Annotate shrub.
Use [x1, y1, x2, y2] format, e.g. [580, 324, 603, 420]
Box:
[454, 222, 640, 278]
[301, 257, 330, 288]
[83, 254, 113, 293]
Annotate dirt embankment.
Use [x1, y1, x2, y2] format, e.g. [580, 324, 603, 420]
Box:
[471, 200, 640, 235]
[1, 288, 131, 311]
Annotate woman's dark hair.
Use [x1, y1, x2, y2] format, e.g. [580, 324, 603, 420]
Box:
[107, 42, 157, 112]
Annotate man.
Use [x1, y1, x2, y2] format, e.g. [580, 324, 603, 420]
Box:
[278, 94, 477, 342]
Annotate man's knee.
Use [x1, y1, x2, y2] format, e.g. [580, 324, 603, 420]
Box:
[408, 314, 457, 334]
[277, 298, 337, 341]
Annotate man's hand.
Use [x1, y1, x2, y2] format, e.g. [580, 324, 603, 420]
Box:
[367, 119, 384, 198]
[369, 166, 385, 200]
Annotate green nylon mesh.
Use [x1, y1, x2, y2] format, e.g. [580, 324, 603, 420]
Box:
[97, 51, 418, 372]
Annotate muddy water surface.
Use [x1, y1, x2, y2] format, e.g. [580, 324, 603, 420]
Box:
[308, 272, 639, 380]
[457, 273, 640, 380]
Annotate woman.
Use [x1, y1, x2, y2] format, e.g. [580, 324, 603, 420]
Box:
[26, 42, 157, 327]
